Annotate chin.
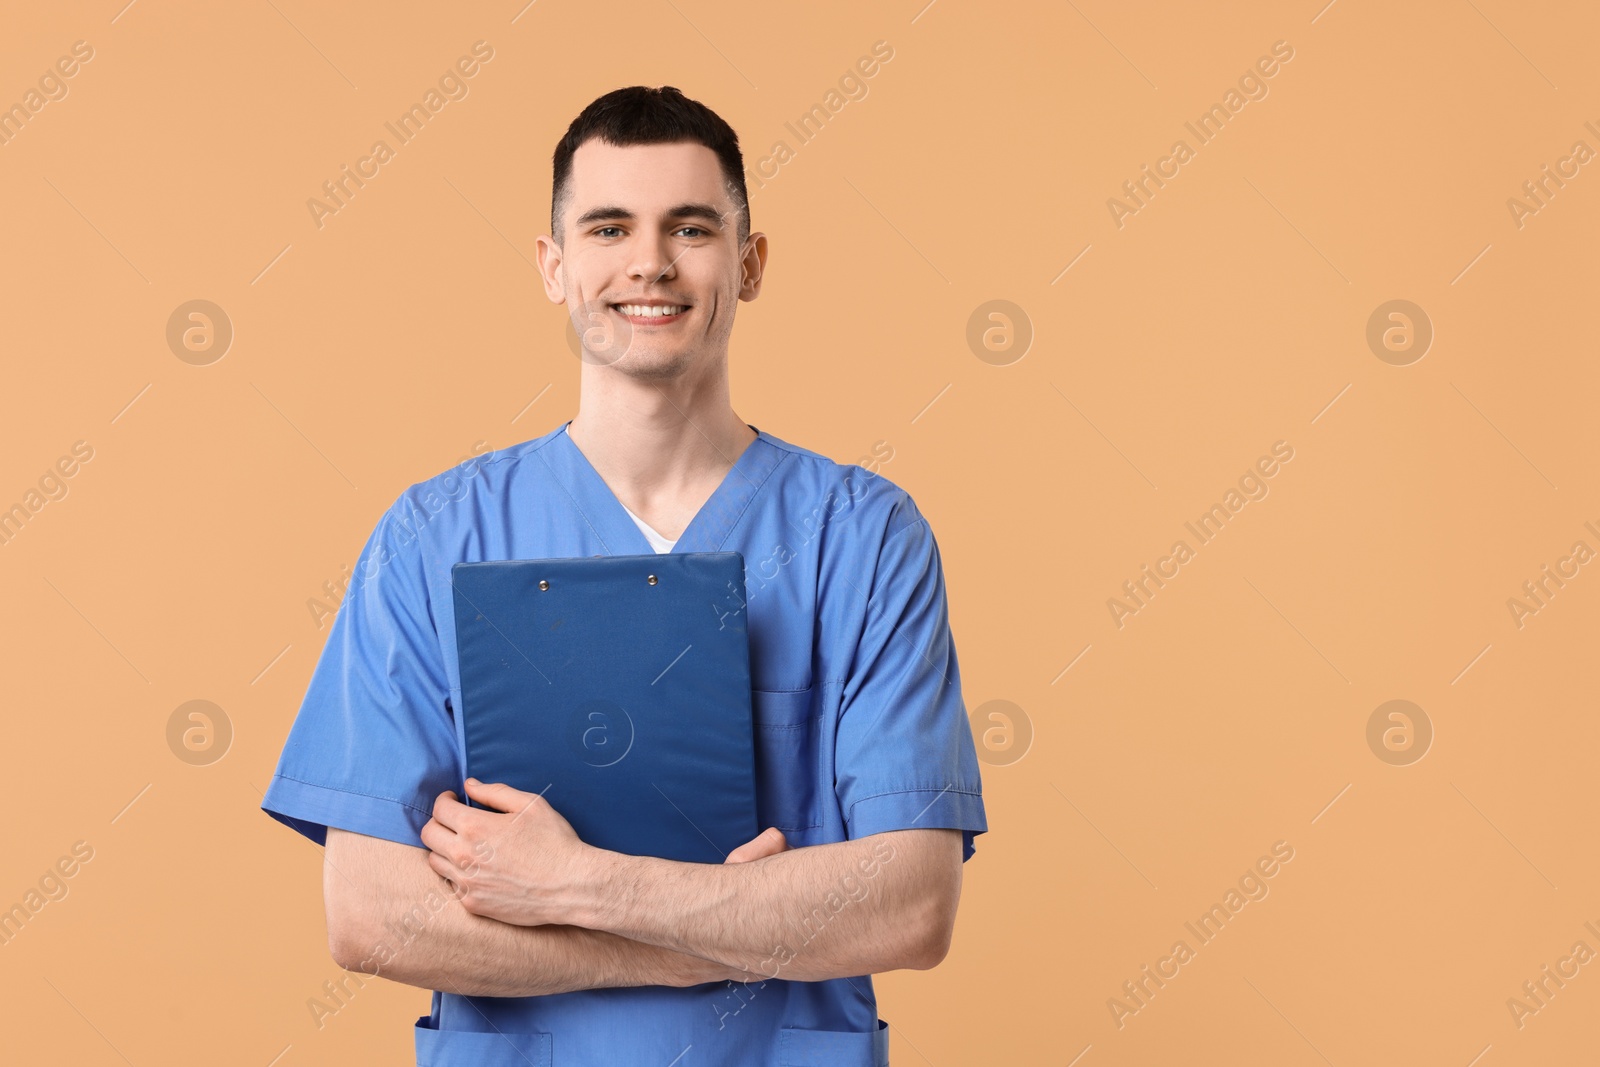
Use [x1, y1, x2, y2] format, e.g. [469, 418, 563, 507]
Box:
[616, 347, 695, 381]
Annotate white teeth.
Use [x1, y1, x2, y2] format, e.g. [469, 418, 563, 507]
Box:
[615, 304, 685, 317]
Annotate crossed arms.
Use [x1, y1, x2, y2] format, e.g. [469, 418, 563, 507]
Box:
[323, 778, 964, 998]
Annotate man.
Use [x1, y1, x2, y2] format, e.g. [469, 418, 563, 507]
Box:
[262, 85, 988, 1066]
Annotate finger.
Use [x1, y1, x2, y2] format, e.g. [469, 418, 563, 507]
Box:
[725, 826, 775, 863]
[464, 777, 541, 816]
[426, 848, 463, 893]
[419, 817, 455, 854]
[725, 826, 789, 864]
[431, 789, 467, 830]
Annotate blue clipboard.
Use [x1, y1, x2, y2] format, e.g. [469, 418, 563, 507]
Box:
[449, 552, 758, 864]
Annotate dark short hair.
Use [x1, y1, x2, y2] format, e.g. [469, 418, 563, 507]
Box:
[551, 85, 750, 247]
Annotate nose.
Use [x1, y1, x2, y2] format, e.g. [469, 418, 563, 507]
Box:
[627, 230, 678, 284]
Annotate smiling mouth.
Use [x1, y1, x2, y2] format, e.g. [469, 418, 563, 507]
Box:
[611, 303, 690, 323]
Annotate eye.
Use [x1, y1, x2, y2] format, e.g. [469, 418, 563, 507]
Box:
[676, 226, 707, 238]
[595, 226, 623, 238]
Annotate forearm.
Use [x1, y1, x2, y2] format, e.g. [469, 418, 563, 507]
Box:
[351, 911, 737, 998]
[578, 829, 957, 981]
[325, 828, 738, 997]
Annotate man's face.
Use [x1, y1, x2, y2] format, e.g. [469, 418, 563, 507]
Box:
[538, 139, 763, 380]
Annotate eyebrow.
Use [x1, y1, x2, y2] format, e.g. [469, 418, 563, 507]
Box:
[573, 202, 728, 231]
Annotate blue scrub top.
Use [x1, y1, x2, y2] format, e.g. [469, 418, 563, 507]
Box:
[262, 420, 988, 1067]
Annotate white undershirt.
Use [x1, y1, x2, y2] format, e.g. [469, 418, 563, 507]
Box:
[619, 503, 678, 553]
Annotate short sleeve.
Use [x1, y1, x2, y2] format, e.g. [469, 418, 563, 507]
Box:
[260, 498, 459, 849]
[834, 509, 988, 862]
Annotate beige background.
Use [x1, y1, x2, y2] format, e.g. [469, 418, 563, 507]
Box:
[2, 0, 1597, 1063]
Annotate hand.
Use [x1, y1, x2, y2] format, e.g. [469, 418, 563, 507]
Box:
[421, 778, 599, 927]
[725, 826, 790, 864]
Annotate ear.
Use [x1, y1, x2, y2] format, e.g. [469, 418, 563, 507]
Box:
[739, 232, 768, 301]
[535, 233, 567, 304]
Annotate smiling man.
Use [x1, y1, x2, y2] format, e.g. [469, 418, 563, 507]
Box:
[261, 85, 988, 1067]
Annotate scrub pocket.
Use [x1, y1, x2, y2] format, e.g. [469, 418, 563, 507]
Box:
[751, 687, 820, 831]
[779, 1018, 892, 1066]
[414, 1014, 552, 1066]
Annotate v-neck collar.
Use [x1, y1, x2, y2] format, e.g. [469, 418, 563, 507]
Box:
[540, 419, 786, 556]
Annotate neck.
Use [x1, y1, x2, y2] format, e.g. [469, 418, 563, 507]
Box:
[565, 375, 756, 507]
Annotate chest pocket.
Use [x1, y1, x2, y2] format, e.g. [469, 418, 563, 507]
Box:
[751, 687, 820, 831]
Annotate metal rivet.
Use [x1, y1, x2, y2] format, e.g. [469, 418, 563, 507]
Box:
[647, 574, 658, 585]
[538, 579, 550, 591]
